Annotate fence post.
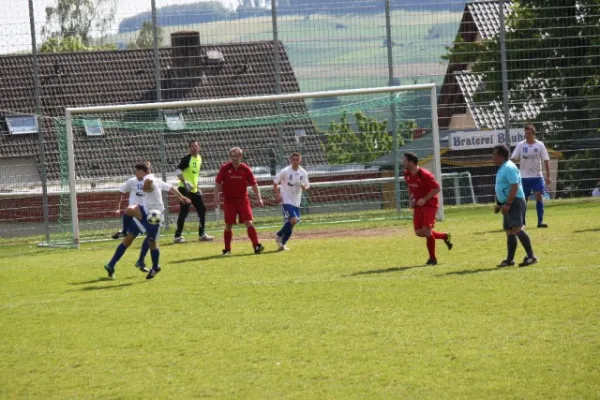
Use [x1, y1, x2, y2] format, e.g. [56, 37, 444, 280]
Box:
[271, 0, 285, 167]
[499, 0, 511, 146]
[385, 0, 401, 211]
[28, 0, 50, 243]
[150, 0, 170, 228]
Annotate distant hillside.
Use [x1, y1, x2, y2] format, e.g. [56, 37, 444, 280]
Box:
[119, 0, 464, 33]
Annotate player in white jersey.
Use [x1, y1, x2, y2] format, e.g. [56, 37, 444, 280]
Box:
[273, 153, 310, 250]
[511, 124, 551, 228]
[104, 162, 191, 280]
[111, 161, 154, 239]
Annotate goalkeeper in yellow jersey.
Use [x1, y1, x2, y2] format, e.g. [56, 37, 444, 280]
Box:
[173, 140, 214, 243]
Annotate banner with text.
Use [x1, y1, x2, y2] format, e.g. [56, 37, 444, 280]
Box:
[449, 129, 525, 150]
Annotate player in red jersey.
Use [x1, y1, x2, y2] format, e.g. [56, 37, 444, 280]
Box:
[215, 147, 265, 255]
[403, 152, 453, 265]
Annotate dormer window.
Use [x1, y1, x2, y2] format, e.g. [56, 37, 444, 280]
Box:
[6, 115, 38, 134]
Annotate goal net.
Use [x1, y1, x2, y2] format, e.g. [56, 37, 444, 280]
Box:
[37, 84, 475, 247]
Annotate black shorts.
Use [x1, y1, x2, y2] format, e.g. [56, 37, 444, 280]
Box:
[503, 198, 526, 230]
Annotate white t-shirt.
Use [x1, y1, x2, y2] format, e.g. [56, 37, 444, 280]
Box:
[274, 165, 310, 207]
[511, 140, 550, 178]
[119, 174, 155, 205]
[593, 188, 600, 197]
[142, 175, 173, 213]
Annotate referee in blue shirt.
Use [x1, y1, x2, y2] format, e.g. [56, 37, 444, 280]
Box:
[493, 144, 538, 267]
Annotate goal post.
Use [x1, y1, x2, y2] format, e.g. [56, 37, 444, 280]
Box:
[59, 84, 447, 248]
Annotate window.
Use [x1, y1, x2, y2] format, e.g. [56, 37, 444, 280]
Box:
[206, 50, 224, 64]
[5, 115, 38, 135]
[164, 112, 186, 131]
[83, 119, 104, 136]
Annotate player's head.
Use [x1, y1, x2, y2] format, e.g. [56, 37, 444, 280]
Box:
[290, 152, 301, 169]
[229, 147, 243, 165]
[134, 162, 150, 180]
[144, 161, 152, 172]
[492, 144, 510, 166]
[189, 140, 200, 156]
[524, 124, 536, 141]
[403, 152, 419, 171]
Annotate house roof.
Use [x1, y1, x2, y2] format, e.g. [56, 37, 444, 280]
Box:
[438, 0, 531, 131]
[454, 71, 543, 129]
[0, 40, 325, 180]
[468, 0, 512, 40]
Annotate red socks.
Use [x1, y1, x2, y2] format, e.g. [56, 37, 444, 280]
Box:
[224, 230, 232, 251]
[247, 226, 259, 247]
[426, 236, 436, 260]
[431, 231, 448, 240]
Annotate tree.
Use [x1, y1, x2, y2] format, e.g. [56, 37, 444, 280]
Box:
[43, 0, 117, 45]
[127, 21, 165, 49]
[322, 111, 393, 164]
[40, 35, 116, 53]
[444, 0, 600, 194]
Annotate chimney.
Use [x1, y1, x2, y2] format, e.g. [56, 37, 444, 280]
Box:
[168, 31, 202, 98]
[171, 31, 202, 78]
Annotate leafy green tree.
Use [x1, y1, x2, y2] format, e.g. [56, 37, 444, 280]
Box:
[323, 111, 395, 164]
[444, 0, 600, 194]
[40, 35, 116, 52]
[43, 0, 117, 45]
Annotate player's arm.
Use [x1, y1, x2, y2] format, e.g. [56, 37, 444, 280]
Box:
[416, 175, 440, 206]
[115, 191, 126, 214]
[251, 183, 264, 207]
[301, 171, 310, 191]
[176, 155, 193, 191]
[169, 185, 191, 204]
[510, 144, 521, 163]
[417, 187, 441, 206]
[542, 145, 551, 184]
[273, 170, 283, 202]
[215, 167, 224, 206]
[501, 184, 519, 214]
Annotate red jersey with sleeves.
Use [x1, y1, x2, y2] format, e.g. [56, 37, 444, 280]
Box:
[215, 162, 257, 203]
[404, 167, 440, 208]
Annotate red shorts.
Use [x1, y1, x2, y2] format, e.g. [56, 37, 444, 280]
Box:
[223, 200, 253, 225]
[413, 206, 437, 230]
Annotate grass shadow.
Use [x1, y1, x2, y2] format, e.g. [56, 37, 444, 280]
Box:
[472, 230, 505, 235]
[572, 228, 600, 233]
[445, 267, 502, 276]
[79, 283, 139, 291]
[172, 250, 280, 264]
[344, 265, 425, 277]
[69, 276, 135, 285]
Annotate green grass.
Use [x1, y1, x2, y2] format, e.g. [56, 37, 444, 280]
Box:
[1, 201, 599, 398]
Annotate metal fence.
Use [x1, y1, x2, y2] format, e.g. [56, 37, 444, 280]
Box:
[0, 0, 599, 243]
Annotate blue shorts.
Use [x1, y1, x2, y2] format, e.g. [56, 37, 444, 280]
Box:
[281, 204, 301, 222]
[522, 177, 545, 197]
[128, 207, 161, 242]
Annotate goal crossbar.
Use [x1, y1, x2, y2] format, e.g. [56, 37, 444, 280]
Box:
[64, 84, 442, 248]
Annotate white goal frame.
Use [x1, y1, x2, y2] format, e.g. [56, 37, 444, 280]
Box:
[65, 84, 443, 248]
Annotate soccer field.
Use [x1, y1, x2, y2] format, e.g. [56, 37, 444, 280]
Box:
[1, 200, 599, 398]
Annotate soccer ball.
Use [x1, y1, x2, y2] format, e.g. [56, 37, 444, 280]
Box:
[147, 209, 162, 225]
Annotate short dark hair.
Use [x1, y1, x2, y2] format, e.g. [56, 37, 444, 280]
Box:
[188, 140, 199, 147]
[404, 152, 419, 165]
[524, 123, 536, 134]
[493, 144, 510, 160]
[135, 162, 150, 173]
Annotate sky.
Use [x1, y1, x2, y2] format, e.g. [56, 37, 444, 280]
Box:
[0, 0, 237, 54]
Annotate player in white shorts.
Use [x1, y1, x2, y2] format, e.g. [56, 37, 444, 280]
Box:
[273, 153, 310, 251]
[511, 124, 551, 228]
[104, 162, 191, 280]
